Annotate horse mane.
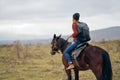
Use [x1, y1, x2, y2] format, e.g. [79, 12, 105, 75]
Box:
[58, 38, 70, 52]
[59, 38, 66, 43]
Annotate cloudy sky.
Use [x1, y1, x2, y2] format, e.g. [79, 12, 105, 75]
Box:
[0, 0, 120, 40]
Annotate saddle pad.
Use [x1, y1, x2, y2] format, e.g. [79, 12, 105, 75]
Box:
[72, 44, 87, 59]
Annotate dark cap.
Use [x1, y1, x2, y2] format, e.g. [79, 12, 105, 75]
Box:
[73, 13, 80, 21]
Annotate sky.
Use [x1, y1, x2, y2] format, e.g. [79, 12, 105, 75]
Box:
[0, 0, 120, 40]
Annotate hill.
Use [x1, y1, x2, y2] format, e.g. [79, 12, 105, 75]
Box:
[63, 26, 120, 42]
[90, 26, 120, 41]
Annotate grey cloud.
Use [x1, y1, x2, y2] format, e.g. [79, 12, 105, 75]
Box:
[0, 0, 120, 20]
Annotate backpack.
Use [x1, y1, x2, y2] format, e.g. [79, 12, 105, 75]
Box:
[76, 22, 91, 42]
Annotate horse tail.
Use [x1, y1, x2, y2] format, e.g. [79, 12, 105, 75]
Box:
[101, 51, 112, 80]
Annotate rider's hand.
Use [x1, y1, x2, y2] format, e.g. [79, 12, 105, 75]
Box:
[73, 38, 77, 42]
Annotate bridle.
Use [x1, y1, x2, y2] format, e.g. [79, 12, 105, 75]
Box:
[51, 37, 69, 54]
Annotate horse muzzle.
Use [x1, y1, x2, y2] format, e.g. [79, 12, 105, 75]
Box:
[50, 51, 56, 55]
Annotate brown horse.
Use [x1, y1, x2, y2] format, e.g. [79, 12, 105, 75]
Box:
[50, 34, 112, 80]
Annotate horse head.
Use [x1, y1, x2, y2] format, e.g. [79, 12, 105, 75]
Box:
[50, 34, 61, 55]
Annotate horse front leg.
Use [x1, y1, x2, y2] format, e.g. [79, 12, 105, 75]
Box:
[74, 68, 79, 80]
[65, 69, 72, 80]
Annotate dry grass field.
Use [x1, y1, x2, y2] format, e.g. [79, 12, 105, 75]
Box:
[0, 40, 120, 80]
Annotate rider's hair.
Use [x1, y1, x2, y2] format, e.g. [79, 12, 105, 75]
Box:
[73, 13, 80, 21]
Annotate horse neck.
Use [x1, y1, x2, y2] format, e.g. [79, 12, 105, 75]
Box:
[59, 38, 70, 53]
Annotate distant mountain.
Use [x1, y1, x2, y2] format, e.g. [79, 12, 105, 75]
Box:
[90, 26, 120, 41]
[63, 26, 120, 41]
[0, 26, 120, 44]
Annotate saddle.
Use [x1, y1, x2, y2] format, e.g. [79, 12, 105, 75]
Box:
[71, 42, 88, 60]
[71, 42, 88, 68]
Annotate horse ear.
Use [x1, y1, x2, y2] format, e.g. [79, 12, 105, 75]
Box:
[56, 34, 61, 40]
[58, 34, 61, 38]
[54, 34, 56, 38]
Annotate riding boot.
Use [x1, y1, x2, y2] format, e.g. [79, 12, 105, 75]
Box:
[66, 63, 75, 70]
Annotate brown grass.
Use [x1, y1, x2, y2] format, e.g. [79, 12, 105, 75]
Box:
[0, 40, 120, 80]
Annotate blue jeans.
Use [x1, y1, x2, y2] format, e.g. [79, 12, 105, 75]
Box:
[64, 40, 81, 63]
